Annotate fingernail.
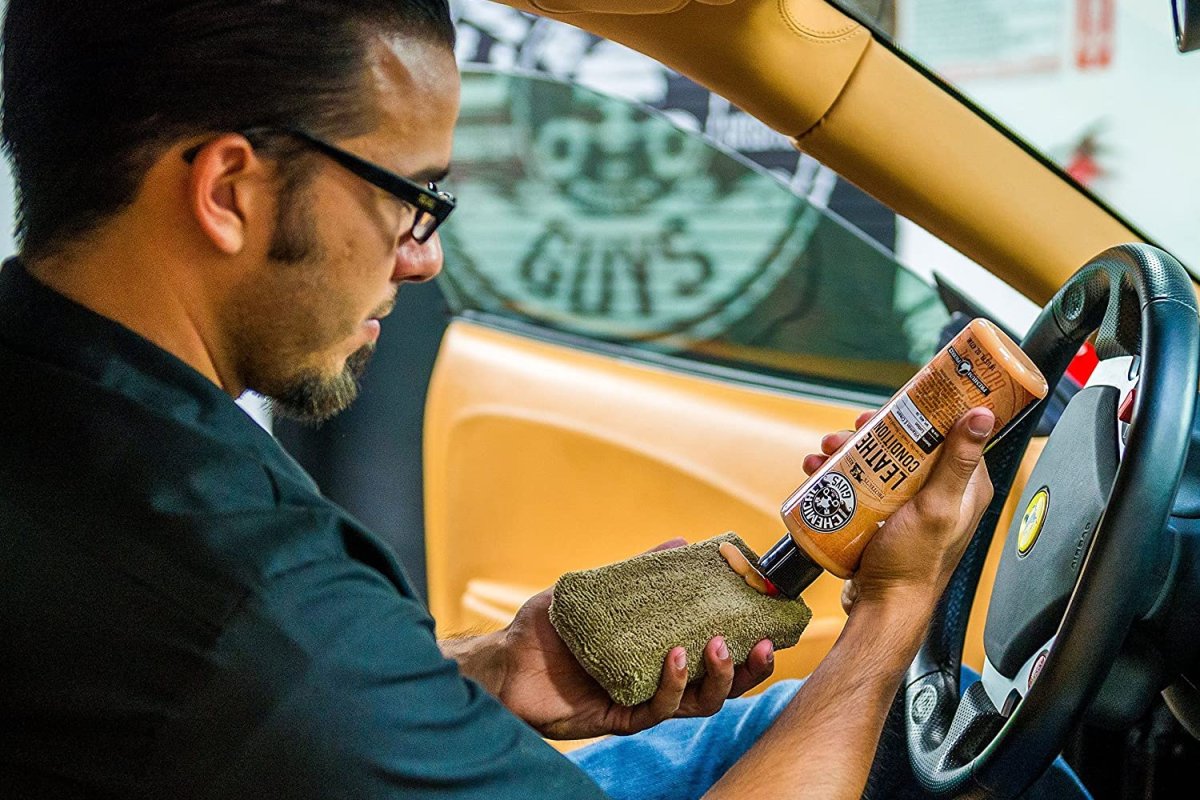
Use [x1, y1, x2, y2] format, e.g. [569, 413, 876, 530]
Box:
[715, 638, 728, 660]
[766, 646, 775, 663]
[674, 649, 687, 670]
[967, 410, 994, 438]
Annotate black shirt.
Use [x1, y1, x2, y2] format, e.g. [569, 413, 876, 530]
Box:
[0, 260, 607, 799]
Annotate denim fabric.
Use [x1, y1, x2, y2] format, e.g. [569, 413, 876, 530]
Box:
[569, 672, 1092, 799]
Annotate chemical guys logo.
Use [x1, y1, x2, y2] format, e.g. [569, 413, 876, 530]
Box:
[437, 69, 823, 345]
[948, 346, 991, 396]
[799, 472, 856, 534]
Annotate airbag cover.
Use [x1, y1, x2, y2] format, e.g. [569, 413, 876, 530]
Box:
[983, 386, 1119, 676]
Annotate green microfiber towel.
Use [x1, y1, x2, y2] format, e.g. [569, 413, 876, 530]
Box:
[549, 532, 812, 706]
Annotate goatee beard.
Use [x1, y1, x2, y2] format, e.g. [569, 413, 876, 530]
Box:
[266, 343, 375, 425]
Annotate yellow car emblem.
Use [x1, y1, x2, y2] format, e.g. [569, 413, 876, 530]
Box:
[1017, 488, 1049, 557]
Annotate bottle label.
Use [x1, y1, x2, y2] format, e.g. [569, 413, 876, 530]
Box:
[947, 345, 992, 395]
[779, 320, 1047, 575]
[892, 392, 945, 454]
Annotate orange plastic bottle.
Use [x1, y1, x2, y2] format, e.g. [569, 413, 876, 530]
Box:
[758, 319, 1049, 597]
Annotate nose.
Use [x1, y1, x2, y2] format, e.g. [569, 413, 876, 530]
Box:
[393, 231, 443, 284]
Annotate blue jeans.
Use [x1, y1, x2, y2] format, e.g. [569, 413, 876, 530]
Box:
[569, 672, 1091, 799]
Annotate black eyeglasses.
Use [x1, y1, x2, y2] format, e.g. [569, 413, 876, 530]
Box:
[184, 128, 456, 243]
[1176, 0, 1200, 52]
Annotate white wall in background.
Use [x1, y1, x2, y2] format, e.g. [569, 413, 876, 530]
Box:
[0, 157, 14, 260]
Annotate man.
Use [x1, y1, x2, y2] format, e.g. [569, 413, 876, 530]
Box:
[0, 2, 1065, 797]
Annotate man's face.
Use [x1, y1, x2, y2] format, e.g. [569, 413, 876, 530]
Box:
[229, 35, 460, 424]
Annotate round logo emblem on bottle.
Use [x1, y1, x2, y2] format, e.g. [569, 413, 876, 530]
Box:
[799, 472, 856, 533]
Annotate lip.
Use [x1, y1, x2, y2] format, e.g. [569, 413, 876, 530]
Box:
[372, 297, 397, 321]
[363, 318, 382, 342]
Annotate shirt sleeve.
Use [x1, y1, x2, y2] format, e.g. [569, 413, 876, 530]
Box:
[151, 555, 611, 800]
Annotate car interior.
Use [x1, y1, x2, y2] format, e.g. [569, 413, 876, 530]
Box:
[276, 0, 1200, 796]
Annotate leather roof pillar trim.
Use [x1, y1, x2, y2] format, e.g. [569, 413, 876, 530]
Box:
[794, 40, 1139, 302]
[500, 0, 871, 135]
[497, 0, 1170, 303]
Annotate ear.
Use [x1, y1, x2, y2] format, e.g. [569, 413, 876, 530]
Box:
[184, 134, 269, 255]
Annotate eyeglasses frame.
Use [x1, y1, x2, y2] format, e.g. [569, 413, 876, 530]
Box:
[182, 127, 456, 243]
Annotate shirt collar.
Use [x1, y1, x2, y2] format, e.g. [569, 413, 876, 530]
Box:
[0, 257, 318, 492]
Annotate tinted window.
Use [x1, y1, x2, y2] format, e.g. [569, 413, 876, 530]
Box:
[440, 69, 950, 394]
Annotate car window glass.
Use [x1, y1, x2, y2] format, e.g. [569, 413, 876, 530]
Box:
[444, 2, 1039, 395]
[442, 68, 942, 393]
[836, 0, 1200, 278]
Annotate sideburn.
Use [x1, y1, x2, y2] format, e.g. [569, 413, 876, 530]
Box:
[268, 160, 324, 264]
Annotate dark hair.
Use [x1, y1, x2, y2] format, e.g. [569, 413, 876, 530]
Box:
[1, 0, 455, 261]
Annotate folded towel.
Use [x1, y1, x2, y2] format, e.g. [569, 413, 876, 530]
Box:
[549, 532, 812, 706]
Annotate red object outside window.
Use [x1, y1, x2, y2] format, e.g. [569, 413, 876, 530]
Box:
[1076, 0, 1115, 69]
[1066, 341, 1099, 385]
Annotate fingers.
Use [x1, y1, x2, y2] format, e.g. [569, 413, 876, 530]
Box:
[963, 456, 994, 527]
[800, 409, 873, 477]
[804, 427, 855, 475]
[642, 537, 688, 555]
[729, 639, 775, 697]
[678, 637, 735, 717]
[840, 579, 858, 615]
[628, 647, 688, 731]
[821, 429, 854, 455]
[917, 408, 994, 516]
[638, 637, 776, 728]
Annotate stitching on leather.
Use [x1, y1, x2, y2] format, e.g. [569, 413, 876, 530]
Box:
[793, 114, 826, 142]
[778, 0, 861, 41]
[1147, 295, 1200, 314]
[790, 33, 873, 140]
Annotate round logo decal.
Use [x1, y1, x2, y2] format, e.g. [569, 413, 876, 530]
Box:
[1017, 487, 1049, 558]
[799, 472, 856, 533]
[440, 70, 822, 347]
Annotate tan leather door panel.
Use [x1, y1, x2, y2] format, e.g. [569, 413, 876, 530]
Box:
[425, 318, 1040, 682]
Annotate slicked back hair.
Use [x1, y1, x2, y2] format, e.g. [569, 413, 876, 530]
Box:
[1, 0, 455, 261]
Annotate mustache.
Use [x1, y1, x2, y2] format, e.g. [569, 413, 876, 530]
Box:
[369, 295, 397, 320]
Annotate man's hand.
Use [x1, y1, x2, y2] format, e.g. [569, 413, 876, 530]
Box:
[494, 539, 776, 741]
[707, 406, 995, 798]
[802, 408, 994, 613]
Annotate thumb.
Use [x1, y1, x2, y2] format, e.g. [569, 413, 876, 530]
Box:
[925, 408, 994, 500]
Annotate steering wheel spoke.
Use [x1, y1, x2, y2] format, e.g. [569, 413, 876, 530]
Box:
[1084, 355, 1139, 459]
[981, 634, 1056, 719]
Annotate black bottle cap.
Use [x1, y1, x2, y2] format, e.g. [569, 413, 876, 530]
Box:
[757, 534, 824, 599]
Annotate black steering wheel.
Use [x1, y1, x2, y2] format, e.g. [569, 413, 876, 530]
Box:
[897, 244, 1199, 798]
